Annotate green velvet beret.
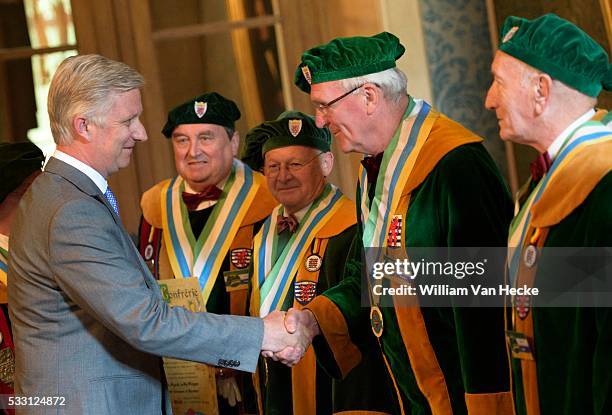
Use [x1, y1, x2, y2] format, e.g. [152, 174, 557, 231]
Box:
[241, 111, 331, 171]
[499, 13, 612, 97]
[0, 141, 44, 203]
[162, 92, 241, 137]
[294, 32, 405, 93]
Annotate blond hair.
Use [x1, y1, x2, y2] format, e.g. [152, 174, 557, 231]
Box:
[48, 54, 144, 145]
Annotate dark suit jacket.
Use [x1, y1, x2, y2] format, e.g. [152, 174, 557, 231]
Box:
[8, 158, 263, 414]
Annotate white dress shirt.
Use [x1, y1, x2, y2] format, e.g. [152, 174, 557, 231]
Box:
[547, 109, 596, 161]
[50, 150, 108, 194]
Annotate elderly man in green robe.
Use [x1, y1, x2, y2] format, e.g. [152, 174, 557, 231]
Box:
[276, 32, 515, 414]
[485, 14, 612, 415]
[243, 111, 398, 415]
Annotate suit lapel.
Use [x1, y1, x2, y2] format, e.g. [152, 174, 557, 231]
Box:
[45, 158, 120, 221]
[45, 158, 160, 292]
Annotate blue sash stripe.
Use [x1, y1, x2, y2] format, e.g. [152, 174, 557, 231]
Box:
[375, 102, 431, 248]
[165, 176, 191, 277]
[359, 168, 367, 203]
[0, 260, 7, 273]
[268, 189, 343, 311]
[199, 167, 254, 288]
[509, 131, 611, 283]
[257, 217, 273, 287]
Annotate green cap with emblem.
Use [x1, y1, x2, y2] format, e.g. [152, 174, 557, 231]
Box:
[294, 31, 405, 93]
[162, 92, 241, 138]
[498, 13, 612, 97]
[0, 141, 44, 204]
[241, 111, 331, 171]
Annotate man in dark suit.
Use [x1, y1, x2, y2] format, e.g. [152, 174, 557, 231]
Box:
[8, 54, 310, 414]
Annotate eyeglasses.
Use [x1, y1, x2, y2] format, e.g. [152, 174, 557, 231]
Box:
[264, 152, 323, 176]
[314, 84, 364, 115]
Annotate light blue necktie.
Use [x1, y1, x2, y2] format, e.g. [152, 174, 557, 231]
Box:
[104, 187, 120, 216]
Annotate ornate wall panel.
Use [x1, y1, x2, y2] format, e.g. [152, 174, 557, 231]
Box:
[419, 0, 508, 177]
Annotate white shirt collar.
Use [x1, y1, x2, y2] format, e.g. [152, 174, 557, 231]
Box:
[547, 109, 596, 161]
[50, 150, 108, 194]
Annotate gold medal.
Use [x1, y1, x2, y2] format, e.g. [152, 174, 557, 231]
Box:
[370, 306, 384, 337]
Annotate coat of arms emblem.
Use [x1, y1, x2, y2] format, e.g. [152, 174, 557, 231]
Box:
[289, 119, 302, 137]
[294, 280, 317, 305]
[230, 248, 252, 269]
[194, 101, 207, 118]
[387, 215, 403, 247]
[301, 66, 312, 85]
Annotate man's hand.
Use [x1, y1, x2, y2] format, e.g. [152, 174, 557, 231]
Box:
[261, 308, 320, 366]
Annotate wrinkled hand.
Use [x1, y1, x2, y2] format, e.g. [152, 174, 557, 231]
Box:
[261, 308, 320, 366]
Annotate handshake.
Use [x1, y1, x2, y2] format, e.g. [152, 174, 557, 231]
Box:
[260, 308, 321, 366]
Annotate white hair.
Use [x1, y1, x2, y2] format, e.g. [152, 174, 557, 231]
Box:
[339, 67, 407, 104]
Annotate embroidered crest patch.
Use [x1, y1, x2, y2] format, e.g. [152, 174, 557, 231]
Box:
[387, 215, 403, 247]
[230, 248, 252, 269]
[514, 294, 531, 319]
[294, 280, 317, 305]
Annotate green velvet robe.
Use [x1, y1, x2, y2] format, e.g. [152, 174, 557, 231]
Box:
[512, 172, 612, 415]
[310, 139, 514, 414]
[258, 221, 400, 415]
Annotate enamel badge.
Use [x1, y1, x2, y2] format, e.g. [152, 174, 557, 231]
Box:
[231, 248, 252, 269]
[294, 280, 317, 305]
[304, 254, 322, 272]
[523, 245, 537, 268]
[194, 101, 207, 118]
[144, 243, 154, 261]
[301, 66, 312, 85]
[503, 26, 519, 43]
[289, 119, 302, 137]
[387, 215, 403, 247]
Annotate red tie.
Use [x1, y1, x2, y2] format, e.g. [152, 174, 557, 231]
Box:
[361, 153, 384, 183]
[182, 186, 222, 211]
[529, 152, 552, 182]
[277, 214, 298, 234]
